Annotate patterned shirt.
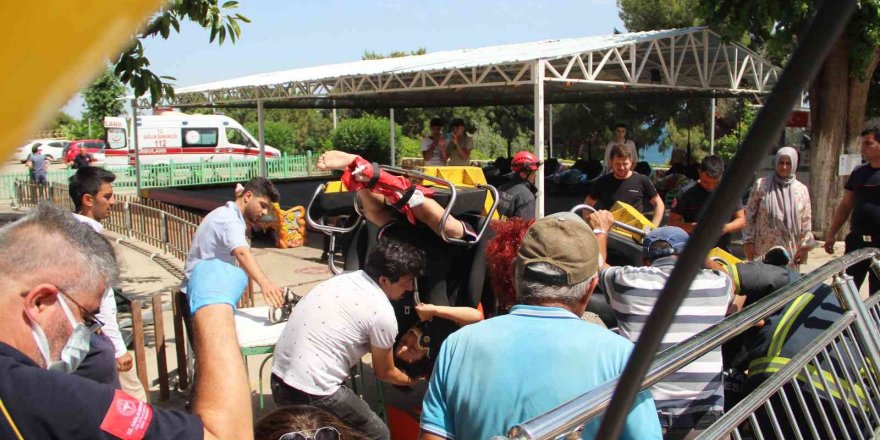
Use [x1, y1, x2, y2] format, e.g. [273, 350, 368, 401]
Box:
[600, 257, 733, 417]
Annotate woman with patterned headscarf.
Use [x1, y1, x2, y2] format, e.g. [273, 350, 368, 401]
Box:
[743, 147, 814, 267]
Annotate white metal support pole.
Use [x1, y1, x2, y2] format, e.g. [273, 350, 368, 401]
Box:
[548, 104, 554, 158]
[130, 99, 142, 195]
[709, 97, 716, 155]
[332, 108, 338, 129]
[534, 60, 546, 219]
[390, 108, 396, 165]
[257, 98, 267, 178]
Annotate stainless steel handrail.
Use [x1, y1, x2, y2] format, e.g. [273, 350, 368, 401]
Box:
[695, 312, 858, 439]
[304, 183, 363, 235]
[378, 165, 462, 245]
[506, 247, 880, 439]
[569, 204, 649, 237]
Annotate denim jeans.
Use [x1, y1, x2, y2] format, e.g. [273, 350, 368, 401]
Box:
[271, 374, 390, 440]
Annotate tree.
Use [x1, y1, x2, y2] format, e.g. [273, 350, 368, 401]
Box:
[81, 68, 127, 139]
[114, 0, 251, 104]
[700, 0, 880, 236]
[362, 48, 426, 60]
[618, 0, 702, 31]
[243, 121, 296, 154]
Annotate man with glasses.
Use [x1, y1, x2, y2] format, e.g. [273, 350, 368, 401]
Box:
[418, 212, 660, 440]
[0, 203, 256, 439]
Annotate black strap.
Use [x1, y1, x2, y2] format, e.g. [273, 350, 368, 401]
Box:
[365, 162, 380, 189]
[391, 186, 416, 211]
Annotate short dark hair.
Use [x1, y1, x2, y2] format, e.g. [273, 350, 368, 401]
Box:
[429, 118, 444, 128]
[861, 128, 880, 143]
[364, 238, 425, 283]
[255, 405, 369, 440]
[69, 167, 116, 212]
[614, 123, 627, 130]
[242, 177, 280, 203]
[609, 144, 633, 160]
[634, 161, 652, 176]
[700, 155, 724, 178]
[450, 118, 466, 129]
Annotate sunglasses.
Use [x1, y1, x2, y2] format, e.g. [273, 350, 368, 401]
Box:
[278, 426, 340, 440]
[57, 290, 104, 333]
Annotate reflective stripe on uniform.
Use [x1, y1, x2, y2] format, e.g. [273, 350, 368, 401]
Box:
[0, 396, 24, 440]
[767, 292, 814, 357]
[749, 356, 868, 407]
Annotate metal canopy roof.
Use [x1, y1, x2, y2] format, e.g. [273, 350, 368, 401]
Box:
[148, 27, 780, 109]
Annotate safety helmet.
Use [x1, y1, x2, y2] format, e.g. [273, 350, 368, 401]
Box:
[511, 151, 540, 173]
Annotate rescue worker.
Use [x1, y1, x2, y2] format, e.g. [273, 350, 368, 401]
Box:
[497, 151, 541, 220]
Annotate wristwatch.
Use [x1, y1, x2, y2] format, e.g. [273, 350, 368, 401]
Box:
[592, 228, 607, 235]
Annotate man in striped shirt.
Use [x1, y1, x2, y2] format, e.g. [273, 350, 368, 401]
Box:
[591, 223, 741, 440]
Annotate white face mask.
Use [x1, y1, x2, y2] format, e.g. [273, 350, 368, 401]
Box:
[28, 294, 92, 373]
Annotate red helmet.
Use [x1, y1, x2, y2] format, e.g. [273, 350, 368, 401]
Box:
[511, 151, 540, 173]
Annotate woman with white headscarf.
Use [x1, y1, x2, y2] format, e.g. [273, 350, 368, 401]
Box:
[743, 147, 814, 267]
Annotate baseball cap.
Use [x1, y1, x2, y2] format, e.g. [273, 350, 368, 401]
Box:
[516, 212, 599, 286]
[642, 226, 688, 259]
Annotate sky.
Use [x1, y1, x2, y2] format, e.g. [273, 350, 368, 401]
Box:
[63, 0, 626, 117]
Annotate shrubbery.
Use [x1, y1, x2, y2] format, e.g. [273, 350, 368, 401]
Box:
[244, 121, 297, 154]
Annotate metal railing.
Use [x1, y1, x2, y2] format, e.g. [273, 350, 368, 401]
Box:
[504, 248, 880, 440]
[14, 181, 201, 262]
[1, 152, 328, 199]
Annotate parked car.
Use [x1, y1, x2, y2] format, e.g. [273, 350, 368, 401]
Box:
[63, 139, 107, 165]
[12, 139, 70, 163]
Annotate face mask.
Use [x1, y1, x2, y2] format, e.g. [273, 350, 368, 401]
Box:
[28, 294, 92, 373]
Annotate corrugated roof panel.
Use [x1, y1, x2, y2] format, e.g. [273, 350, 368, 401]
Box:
[174, 27, 705, 94]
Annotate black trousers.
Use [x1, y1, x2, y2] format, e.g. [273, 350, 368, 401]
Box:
[845, 233, 880, 294]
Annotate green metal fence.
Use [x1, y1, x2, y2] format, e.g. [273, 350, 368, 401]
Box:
[0, 152, 326, 199]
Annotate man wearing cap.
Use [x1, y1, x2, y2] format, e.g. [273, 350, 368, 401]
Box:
[418, 211, 661, 440]
[592, 220, 739, 440]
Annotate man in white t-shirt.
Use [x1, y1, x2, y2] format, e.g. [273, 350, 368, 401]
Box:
[272, 239, 426, 440]
[603, 123, 638, 174]
[420, 118, 447, 166]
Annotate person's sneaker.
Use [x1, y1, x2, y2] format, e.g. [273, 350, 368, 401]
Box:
[763, 246, 791, 267]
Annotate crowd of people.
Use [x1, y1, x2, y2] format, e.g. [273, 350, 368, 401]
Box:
[2, 124, 879, 440]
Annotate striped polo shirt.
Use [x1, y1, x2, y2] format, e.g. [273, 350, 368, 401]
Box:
[600, 256, 733, 417]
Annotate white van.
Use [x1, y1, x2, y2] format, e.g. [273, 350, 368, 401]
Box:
[103, 112, 281, 166]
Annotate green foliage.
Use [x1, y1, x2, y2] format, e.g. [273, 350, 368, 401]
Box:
[330, 116, 404, 163]
[397, 136, 421, 163]
[617, 0, 702, 31]
[700, 0, 880, 77]
[362, 48, 427, 60]
[114, 0, 250, 104]
[222, 108, 334, 152]
[243, 121, 296, 154]
[80, 68, 127, 140]
[662, 119, 709, 161]
[715, 104, 756, 161]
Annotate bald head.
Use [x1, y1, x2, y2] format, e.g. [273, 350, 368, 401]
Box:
[0, 203, 118, 302]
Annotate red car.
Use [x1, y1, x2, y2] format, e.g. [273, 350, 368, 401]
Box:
[63, 140, 107, 164]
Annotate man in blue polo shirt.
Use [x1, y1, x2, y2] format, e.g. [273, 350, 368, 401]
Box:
[419, 211, 661, 440]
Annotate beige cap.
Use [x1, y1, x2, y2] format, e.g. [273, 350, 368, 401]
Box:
[516, 212, 600, 286]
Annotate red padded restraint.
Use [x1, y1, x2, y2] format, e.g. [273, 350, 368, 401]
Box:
[341, 156, 435, 224]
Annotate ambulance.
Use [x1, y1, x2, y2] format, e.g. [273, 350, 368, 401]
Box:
[102, 112, 281, 166]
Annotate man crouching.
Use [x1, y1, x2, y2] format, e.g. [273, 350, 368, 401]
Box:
[271, 239, 426, 440]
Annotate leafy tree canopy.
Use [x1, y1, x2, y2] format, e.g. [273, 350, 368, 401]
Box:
[114, 0, 251, 104]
